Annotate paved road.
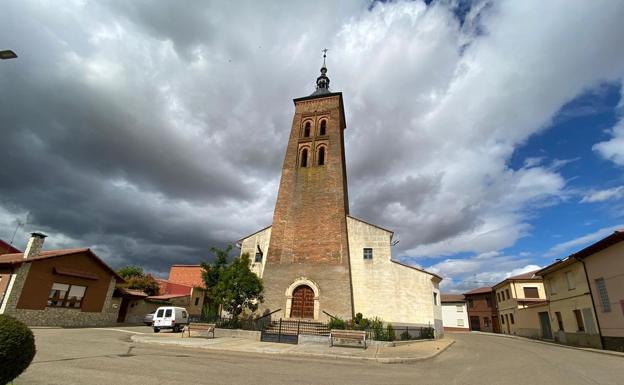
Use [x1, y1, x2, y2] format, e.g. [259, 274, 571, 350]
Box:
[16, 327, 624, 385]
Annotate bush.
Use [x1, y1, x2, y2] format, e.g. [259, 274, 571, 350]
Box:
[328, 316, 347, 330]
[370, 317, 388, 341]
[420, 326, 435, 339]
[349, 313, 370, 330]
[0, 315, 36, 385]
[386, 324, 396, 341]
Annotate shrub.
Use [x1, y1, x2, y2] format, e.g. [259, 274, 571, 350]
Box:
[350, 312, 370, 330]
[386, 324, 396, 341]
[0, 315, 36, 385]
[420, 326, 435, 339]
[370, 317, 388, 341]
[328, 316, 346, 330]
[400, 329, 412, 341]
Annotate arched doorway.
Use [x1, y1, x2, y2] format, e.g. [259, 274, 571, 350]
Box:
[290, 285, 315, 319]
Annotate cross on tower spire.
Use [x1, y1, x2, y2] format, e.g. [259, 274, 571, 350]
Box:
[312, 49, 331, 95]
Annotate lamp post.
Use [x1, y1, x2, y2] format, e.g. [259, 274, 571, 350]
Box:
[0, 50, 18, 60]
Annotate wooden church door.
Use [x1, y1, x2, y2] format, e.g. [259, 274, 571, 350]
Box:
[290, 285, 314, 319]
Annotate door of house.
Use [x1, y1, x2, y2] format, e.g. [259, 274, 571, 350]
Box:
[290, 285, 314, 319]
[539, 311, 553, 340]
[492, 315, 500, 333]
[117, 298, 129, 323]
[470, 316, 481, 331]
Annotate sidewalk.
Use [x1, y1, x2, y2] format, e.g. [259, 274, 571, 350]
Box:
[131, 333, 454, 364]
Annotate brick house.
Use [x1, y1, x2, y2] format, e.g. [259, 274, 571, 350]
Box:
[238, 59, 443, 333]
[463, 287, 499, 333]
[0, 233, 124, 327]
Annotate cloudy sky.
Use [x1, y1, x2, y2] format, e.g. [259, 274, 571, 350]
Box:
[1, 0, 624, 292]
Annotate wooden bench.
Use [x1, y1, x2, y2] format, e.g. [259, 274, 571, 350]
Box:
[182, 323, 215, 339]
[330, 329, 367, 349]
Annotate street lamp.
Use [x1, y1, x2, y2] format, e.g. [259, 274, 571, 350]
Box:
[0, 50, 18, 60]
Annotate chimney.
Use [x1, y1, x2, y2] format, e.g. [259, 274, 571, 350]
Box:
[23, 232, 47, 259]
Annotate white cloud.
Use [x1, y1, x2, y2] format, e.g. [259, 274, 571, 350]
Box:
[594, 118, 624, 167]
[581, 186, 624, 203]
[544, 224, 624, 258]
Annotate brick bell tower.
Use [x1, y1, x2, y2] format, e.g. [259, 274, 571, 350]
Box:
[261, 52, 353, 320]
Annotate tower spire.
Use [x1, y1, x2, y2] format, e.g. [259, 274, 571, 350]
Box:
[312, 48, 330, 95]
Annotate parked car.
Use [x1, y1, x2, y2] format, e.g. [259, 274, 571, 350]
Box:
[152, 306, 189, 333]
[143, 312, 155, 326]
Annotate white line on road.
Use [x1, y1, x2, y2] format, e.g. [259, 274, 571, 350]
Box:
[90, 328, 146, 335]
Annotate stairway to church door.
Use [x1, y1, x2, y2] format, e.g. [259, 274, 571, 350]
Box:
[290, 285, 314, 319]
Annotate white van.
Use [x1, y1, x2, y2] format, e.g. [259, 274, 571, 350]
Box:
[152, 306, 189, 333]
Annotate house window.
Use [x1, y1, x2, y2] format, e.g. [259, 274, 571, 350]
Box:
[433, 292, 438, 305]
[548, 279, 557, 295]
[497, 292, 501, 302]
[486, 297, 492, 308]
[510, 313, 515, 324]
[501, 315, 505, 324]
[363, 248, 373, 260]
[319, 120, 327, 136]
[300, 148, 308, 167]
[255, 252, 262, 263]
[457, 319, 464, 327]
[555, 311, 564, 331]
[317, 147, 326, 166]
[484, 317, 490, 327]
[456, 305, 463, 312]
[194, 297, 200, 306]
[303, 121, 311, 137]
[467, 299, 474, 308]
[47, 283, 86, 309]
[505, 289, 510, 300]
[523, 287, 539, 298]
[573, 309, 584, 332]
[566, 271, 575, 290]
[595, 278, 611, 312]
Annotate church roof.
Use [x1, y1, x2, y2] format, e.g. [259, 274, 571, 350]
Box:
[391, 260, 443, 281]
[347, 215, 394, 235]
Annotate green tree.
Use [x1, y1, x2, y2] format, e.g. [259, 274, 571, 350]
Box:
[0, 315, 36, 385]
[200, 245, 232, 318]
[123, 274, 160, 296]
[212, 253, 263, 318]
[117, 265, 144, 279]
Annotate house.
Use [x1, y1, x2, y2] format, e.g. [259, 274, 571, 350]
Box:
[463, 287, 499, 333]
[493, 270, 546, 338]
[535, 257, 601, 348]
[0, 233, 124, 327]
[441, 294, 469, 332]
[568, 230, 624, 352]
[116, 264, 208, 323]
[0, 239, 21, 255]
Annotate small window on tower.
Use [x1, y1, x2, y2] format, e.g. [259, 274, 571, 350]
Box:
[300, 148, 308, 167]
[318, 147, 325, 166]
[255, 252, 262, 263]
[319, 120, 327, 136]
[363, 248, 373, 260]
[304, 122, 311, 137]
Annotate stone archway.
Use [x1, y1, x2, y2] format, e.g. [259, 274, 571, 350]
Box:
[285, 277, 320, 320]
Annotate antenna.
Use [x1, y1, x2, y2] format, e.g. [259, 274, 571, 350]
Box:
[321, 48, 328, 67]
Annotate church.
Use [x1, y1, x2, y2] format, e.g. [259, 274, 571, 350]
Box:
[238, 55, 443, 334]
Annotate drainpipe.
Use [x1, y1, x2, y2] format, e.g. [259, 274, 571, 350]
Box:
[575, 257, 604, 350]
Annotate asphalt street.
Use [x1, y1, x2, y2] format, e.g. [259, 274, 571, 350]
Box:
[15, 327, 624, 385]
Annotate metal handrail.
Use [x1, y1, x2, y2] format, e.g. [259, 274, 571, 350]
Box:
[255, 308, 282, 321]
[322, 310, 339, 320]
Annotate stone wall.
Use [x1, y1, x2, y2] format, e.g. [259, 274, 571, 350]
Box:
[3, 267, 120, 327]
[347, 216, 443, 335]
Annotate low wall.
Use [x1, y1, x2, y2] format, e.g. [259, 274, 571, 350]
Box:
[214, 328, 261, 340]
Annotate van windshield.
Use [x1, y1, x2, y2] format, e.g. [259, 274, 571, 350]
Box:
[156, 309, 164, 317]
[165, 309, 172, 317]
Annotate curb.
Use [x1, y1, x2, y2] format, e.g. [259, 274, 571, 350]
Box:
[472, 331, 624, 358]
[130, 335, 455, 364]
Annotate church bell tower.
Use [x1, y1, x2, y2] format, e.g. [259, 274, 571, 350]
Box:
[260, 52, 354, 320]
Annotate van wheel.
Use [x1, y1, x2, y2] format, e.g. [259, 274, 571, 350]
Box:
[173, 325, 180, 333]
[153, 327, 160, 333]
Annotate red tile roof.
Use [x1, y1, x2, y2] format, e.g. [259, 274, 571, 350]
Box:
[569, 230, 624, 260]
[441, 294, 465, 302]
[168, 265, 205, 288]
[0, 239, 21, 255]
[463, 286, 492, 295]
[147, 294, 189, 300]
[0, 248, 124, 282]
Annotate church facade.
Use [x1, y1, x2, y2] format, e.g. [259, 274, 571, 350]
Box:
[239, 58, 443, 333]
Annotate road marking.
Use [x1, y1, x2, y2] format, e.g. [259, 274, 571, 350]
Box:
[91, 328, 146, 335]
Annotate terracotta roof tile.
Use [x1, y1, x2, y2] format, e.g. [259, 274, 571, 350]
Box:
[463, 287, 492, 295]
[441, 294, 465, 302]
